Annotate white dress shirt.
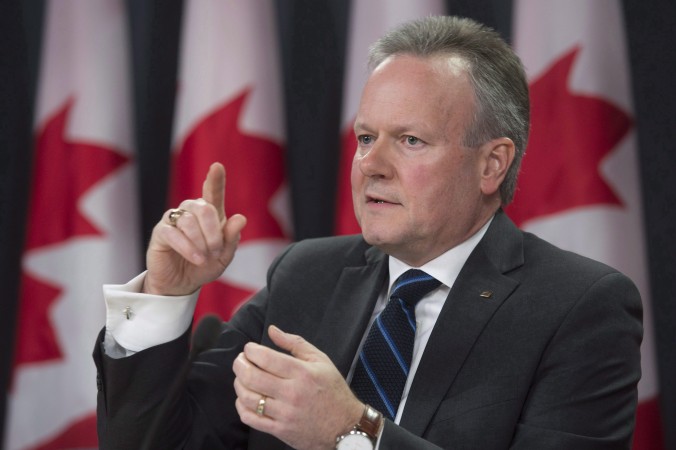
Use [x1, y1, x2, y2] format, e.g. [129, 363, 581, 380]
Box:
[345, 218, 490, 424]
[103, 274, 199, 357]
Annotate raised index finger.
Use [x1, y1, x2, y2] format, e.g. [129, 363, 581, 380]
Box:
[202, 162, 226, 221]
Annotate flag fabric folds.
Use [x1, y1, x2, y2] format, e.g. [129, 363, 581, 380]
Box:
[6, 1, 140, 449]
[509, 1, 663, 448]
[170, 0, 291, 323]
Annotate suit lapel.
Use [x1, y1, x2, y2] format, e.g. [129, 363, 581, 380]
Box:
[400, 211, 523, 435]
[312, 245, 388, 377]
[253, 242, 387, 450]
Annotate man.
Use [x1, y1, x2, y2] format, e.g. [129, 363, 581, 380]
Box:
[94, 16, 642, 449]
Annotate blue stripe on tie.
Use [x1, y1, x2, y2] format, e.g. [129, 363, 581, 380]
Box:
[393, 274, 433, 293]
[350, 270, 440, 421]
[376, 316, 409, 376]
[399, 298, 416, 330]
[359, 353, 397, 419]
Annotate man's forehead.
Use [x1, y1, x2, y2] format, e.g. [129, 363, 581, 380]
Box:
[355, 53, 476, 141]
[360, 53, 474, 112]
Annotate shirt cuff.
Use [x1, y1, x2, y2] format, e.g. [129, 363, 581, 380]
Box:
[103, 271, 199, 355]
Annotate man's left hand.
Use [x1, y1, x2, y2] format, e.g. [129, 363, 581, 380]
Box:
[233, 325, 364, 450]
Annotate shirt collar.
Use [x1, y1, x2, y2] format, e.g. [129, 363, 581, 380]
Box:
[387, 216, 493, 292]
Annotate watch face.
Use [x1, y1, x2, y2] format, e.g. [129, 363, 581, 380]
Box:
[336, 431, 374, 450]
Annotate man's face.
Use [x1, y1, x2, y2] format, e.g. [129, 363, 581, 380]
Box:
[351, 54, 493, 266]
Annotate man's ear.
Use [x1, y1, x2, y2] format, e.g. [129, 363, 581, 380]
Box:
[479, 137, 515, 196]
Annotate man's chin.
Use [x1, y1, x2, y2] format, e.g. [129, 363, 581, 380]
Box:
[361, 229, 398, 250]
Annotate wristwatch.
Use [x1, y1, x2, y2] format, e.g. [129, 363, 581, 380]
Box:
[335, 404, 383, 450]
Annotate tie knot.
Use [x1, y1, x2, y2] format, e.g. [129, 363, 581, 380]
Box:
[391, 269, 441, 307]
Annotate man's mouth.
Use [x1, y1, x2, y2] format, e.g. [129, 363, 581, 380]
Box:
[367, 195, 394, 205]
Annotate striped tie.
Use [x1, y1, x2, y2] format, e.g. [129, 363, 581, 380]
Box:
[351, 269, 441, 420]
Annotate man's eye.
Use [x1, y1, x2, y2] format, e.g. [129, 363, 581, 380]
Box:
[358, 135, 374, 145]
[405, 136, 421, 146]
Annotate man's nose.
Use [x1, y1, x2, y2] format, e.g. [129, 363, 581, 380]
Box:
[357, 139, 392, 179]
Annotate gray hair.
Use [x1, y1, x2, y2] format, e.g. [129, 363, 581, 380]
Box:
[368, 16, 529, 205]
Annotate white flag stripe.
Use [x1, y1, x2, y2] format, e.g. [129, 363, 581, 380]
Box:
[34, 1, 133, 152]
[514, 1, 633, 112]
[173, 0, 285, 147]
[218, 240, 290, 290]
[7, 1, 140, 448]
[513, 0, 656, 401]
[172, 0, 290, 309]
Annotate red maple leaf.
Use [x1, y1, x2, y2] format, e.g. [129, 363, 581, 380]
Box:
[172, 89, 286, 321]
[15, 99, 129, 367]
[506, 47, 632, 226]
[26, 412, 98, 450]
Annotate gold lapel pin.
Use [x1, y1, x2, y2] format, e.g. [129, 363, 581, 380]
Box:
[479, 291, 493, 299]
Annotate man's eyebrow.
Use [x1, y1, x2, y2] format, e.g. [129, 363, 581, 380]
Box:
[353, 120, 368, 131]
[354, 121, 435, 136]
[353, 122, 378, 137]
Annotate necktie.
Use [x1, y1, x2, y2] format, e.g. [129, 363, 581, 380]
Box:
[351, 269, 441, 420]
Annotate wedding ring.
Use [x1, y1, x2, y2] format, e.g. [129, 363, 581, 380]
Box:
[256, 396, 267, 417]
[168, 208, 186, 227]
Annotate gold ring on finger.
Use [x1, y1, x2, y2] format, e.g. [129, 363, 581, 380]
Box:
[168, 208, 186, 227]
[256, 395, 267, 417]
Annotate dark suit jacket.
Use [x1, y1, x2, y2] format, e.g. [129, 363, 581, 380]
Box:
[94, 211, 642, 449]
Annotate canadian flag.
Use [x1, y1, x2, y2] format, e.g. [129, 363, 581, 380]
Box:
[334, 0, 445, 235]
[6, 1, 140, 449]
[171, 0, 291, 323]
[509, 1, 663, 448]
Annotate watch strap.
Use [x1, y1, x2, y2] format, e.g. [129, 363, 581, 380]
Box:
[356, 404, 383, 440]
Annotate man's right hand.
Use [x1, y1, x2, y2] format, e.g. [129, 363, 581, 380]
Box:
[143, 162, 247, 296]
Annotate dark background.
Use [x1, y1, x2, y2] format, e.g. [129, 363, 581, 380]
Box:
[1, 1, 674, 448]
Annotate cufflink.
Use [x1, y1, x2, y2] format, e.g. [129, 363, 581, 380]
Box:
[123, 306, 133, 320]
